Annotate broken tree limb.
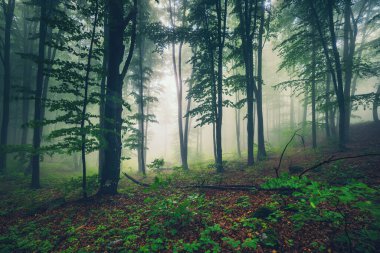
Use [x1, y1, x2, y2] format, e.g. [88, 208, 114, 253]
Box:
[122, 172, 150, 187]
[298, 153, 380, 178]
[122, 172, 294, 192]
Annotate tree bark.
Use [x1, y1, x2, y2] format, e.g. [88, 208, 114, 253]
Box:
[31, 0, 48, 188]
[256, 0, 267, 160]
[99, 0, 137, 194]
[311, 28, 317, 149]
[137, 32, 146, 175]
[236, 0, 258, 166]
[0, 0, 15, 173]
[374, 85, 380, 122]
[168, 0, 190, 170]
[21, 7, 36, 162]
[235, 91, 241, 158]
[80, 0, 99, 199]
[215, 0, 227, 172]
[309, 0, 346, 149]
[98, 7, 109, 179]
[325, 73, 331, 137]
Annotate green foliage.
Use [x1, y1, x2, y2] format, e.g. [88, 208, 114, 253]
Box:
[262, 175, 380, 251]
[147, 158, 165, 171]
[235, 195, 252, 208]
[261, 173, 310, 189]
[62, 174, 99, 198]
[144, 194, 208, 236]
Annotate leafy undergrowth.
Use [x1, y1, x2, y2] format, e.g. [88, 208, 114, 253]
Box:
[1, 173, 379, 253]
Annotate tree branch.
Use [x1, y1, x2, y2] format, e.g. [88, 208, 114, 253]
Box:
[298, 153, 380, 178]
[275, 129, 304, 177]
[121, 0, 137, 80]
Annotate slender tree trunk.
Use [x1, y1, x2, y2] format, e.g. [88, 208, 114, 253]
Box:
[256, 0, 267, 160]
[325, 73, 331, 137]
[235, 91, 241, 158]
[236, 0, 258, 166]
[21, 10, 36, 162]
[215, 0, 227, 172]
[290, 90, 295, 129]
[204, 6, 218, 167]
[183, 80, 192, 166]
[137, 26, 146, 175]
[309, 0, 346, 149]
[0, 0, 15, 173]
[374, 85, 380, 122]
[168, 0, 190, 170]
[98, 9, 108, 179]
[80, 0, 99, 199]
[343, 0, 355, 143]
[39, 28, 57, 140]
[31, 0, 48, 188]
[311, 29, 317, 149]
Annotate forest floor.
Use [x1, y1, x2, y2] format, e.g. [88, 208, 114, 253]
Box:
[0, 122, 380, 253]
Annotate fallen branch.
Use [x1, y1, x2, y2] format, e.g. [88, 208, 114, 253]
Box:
[122, 172, 150, 187]
[122, 172, 294, 192]
[298, 153, 380, 178]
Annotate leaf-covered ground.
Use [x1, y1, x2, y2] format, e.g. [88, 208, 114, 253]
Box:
[1, 122, 380, 253]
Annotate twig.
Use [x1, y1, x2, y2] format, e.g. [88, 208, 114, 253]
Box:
[298, 153, 380, 178]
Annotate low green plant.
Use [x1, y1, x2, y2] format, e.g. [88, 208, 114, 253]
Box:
[235, 195, 252, 208]
[147, 158, 165, 172]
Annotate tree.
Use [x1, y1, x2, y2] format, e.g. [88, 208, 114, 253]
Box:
[374, 84, 380, 122]
[98, 0, 137, 194]
[256, 0, 268, 159]
[20, 4, 37, 163]
[0, 0, 15, 173]
[31, 0, 48, 188]
[80, 0, 99, 198]
[187, 0, 227, 172]
[168, 0, 192, 170]
[233, 0, 259, 165]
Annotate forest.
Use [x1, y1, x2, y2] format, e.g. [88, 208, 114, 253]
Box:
[0, 0, 380, 252]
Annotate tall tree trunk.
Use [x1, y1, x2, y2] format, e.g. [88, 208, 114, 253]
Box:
[31, 0, 48, 188]
[99, 0, 137, 194]
[204, 6, 218, 167]
[302, 88, 308, 128]
[0, 0, 15, 173]
[168, 0, 190, 170]
[327, 1, 347, 150]
[256, 0, 267, 160]
[215, 0, 227, 172]
[374, 85, 380, 122]
[98, 9, 109, 179]
[137, 39, 145, 175]
[21, 8, 36, 163]
[235, 91, 241, 158]
[311, 28, 317, 149]
[80, 0, 99, 199]
[309, 0, 346, 149]
[343, 0, 354, 143]
[183, 80, 192, 166]
[39, 28, 57, 139]
[290, 89, 295, 129]
[236, 0, 258, 166]
[325, 73, 331, 137]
